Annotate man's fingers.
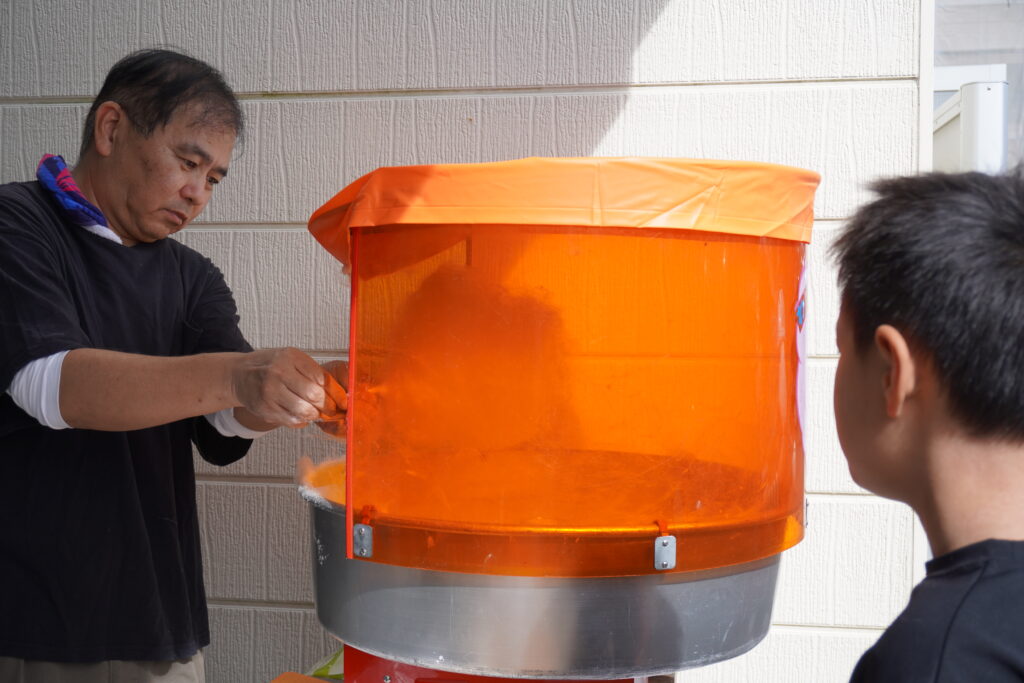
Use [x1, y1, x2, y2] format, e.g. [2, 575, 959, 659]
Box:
[316, 360, 349, 421]
[322, 372, 348, 414]
[289, 348, 329, 385]
[252, 380, 322, 426]
[322, 360, 348, 385]
[288, 376, 327, 409]
[284, 386, 324, 423]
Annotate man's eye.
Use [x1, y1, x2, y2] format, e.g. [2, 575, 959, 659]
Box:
[208, 176, 220, 186]
[182, 158, 198, 170]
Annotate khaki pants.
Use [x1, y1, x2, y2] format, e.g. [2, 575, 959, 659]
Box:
[0, 652, 204, 683]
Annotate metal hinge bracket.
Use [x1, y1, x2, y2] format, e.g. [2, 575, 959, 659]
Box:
[654, 534, 677, 571]
[353, 523, 374, 558]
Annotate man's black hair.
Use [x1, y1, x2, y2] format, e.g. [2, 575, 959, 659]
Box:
[833, 167, 1024, 440]
[79, 48, 244, 158]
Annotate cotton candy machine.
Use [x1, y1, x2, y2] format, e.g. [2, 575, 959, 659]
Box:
[301, 157, 818, 681]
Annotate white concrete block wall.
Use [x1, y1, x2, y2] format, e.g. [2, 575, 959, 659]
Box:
[0, 1, 926, 681]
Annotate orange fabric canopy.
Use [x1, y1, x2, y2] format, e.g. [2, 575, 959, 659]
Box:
[308, 157, 820, 268]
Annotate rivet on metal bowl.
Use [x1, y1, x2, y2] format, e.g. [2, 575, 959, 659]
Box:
[661, 539, 669, 547]
[383, 676, 391, 683]
[661, 561, 669, 569]
[358, 528, 365, 536]
[359, 549, 368, 556]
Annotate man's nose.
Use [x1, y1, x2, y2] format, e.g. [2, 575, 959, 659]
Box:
[181, 177, 209, 206]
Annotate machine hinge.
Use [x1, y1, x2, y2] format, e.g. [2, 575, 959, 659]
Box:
[353, 523, 374, 558]
[654, 534, 676, 571]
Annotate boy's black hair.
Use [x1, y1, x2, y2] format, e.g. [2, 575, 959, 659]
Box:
[79, 48, 244, 158]
[833, 168, 1024, 440]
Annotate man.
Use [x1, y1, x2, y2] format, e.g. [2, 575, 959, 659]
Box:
[832, 169, 1024, 681]
[0, 49, 344, 681]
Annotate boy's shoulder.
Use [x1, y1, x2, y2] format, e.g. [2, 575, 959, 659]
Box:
[850, 539, 1024, 683]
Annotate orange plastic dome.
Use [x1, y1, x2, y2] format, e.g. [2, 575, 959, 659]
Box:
[309, 157, 818, 577]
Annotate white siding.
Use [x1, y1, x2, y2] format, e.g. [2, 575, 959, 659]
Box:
[0, 1, 925, 681]
[2, 1, 916, 97]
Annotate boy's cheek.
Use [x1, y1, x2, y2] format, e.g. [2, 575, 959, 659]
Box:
[833, 373, 876, 487]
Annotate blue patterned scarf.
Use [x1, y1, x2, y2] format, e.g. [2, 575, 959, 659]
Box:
[36, 154, 108, 229]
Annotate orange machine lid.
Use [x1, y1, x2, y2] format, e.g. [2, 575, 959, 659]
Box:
[308, 157, 820, 267]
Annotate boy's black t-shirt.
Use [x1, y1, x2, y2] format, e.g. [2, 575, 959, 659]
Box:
[850, 539, 1024, 682]
[0, 181, 252, 662]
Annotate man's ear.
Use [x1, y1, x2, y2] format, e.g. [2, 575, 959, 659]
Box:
[91, 101, 127, 158]
[875, 324, 916, 418]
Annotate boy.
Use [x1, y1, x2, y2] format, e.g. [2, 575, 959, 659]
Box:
[832, 169, 1024, 681]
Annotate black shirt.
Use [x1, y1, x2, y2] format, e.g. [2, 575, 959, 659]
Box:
[0, 181, 252, 662]
[851, 539, 1024, 682]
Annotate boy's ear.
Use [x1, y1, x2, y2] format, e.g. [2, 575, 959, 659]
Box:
[875, 324, 916, 418]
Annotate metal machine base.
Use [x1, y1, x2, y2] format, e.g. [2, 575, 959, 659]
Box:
[302, 491, 779, 679]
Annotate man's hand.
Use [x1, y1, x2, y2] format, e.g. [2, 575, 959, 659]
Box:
[231, 349, 347, 430]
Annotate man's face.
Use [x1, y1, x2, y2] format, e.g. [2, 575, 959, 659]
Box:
[103, 103, 236, 245]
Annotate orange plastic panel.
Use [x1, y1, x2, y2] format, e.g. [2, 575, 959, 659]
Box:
[309, 157, 819, 268]
[310, 158, 818, 577]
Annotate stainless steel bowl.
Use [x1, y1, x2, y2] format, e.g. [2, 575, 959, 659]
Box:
[301, 488, 779, 679]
